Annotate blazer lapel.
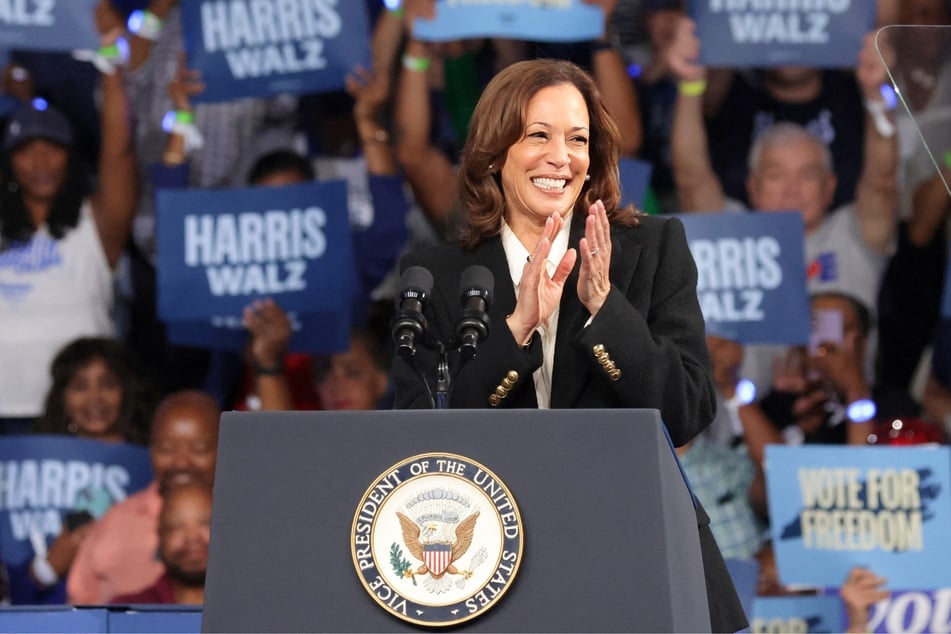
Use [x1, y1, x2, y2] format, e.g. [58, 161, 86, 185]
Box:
[550, 215, 643, 408]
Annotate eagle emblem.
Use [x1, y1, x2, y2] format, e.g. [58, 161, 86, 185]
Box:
[393, 488, 483, 594]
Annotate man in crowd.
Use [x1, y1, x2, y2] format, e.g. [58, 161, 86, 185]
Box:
[67, 390, 219, 604]
[111, 483, 212, 605]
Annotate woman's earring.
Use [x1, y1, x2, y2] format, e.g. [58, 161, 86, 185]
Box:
[488, 163, 495, 172]
[585, 174, 591, 182]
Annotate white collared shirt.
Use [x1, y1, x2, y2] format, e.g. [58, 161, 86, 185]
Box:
[499, 213, 573, 409]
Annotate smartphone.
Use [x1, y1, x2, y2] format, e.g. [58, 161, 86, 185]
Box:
[64, 510, 94, 531]
[809, 308, 844, 355]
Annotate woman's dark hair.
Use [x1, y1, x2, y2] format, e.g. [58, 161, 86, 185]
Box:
[0, 149, 89, 250]
[35, 337, 156, 445]
[457, 58, 638, 248]
[247, 150, 315, 185]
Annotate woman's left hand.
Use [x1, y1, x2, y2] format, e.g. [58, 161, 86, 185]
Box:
[577, 199, 612, 317]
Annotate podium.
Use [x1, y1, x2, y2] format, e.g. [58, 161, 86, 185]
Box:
[201, 409, 711, 632]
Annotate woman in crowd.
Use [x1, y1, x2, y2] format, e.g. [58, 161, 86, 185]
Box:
[0, 23, 136, 430]
[35, 337, 154, 445]
[391, 57, 745, 631]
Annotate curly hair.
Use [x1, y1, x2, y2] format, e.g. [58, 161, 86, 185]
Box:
[35, 337, 156, 445]
[457, 58, 638, 249]
[0, 149, 89, 250]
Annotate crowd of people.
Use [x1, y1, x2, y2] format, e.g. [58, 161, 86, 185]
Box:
[0, 0, 947, 628]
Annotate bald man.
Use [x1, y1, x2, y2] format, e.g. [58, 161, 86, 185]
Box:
[112, 483, 213, 605]
[67, 390, 219, 605]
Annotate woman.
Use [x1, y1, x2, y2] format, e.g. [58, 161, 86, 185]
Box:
[0, 24, 137, 428]
[392, 59, 744, 631]
[35, 337, 154, 445]
[12, 338, 152, 604]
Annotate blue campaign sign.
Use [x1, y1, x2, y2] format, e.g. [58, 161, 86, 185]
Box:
[618, 158, 653, 210]
[0, 436, 152, 567]
[941, 254, 951, 318]
[766, 445, 951, 590]
[166, 310, 350, 354]
[156, 180, 353, 322]
[690, 0, 875, 68]
[751, 596, 845, 634]
[867, 588, 951, 633]
[675, 211, 809, 345]
[0, 0, 101, 52]
[181, 0, 371, 103]
[412, 0, 602, 43]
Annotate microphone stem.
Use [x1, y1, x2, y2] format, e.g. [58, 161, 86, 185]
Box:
[435, 342, 451, 409]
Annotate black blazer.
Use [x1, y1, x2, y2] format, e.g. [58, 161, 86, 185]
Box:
[394, 213, 746, 632]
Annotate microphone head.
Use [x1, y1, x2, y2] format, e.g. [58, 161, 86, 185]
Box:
[459, 265, 493, 308]
[397, 266, 434, 304]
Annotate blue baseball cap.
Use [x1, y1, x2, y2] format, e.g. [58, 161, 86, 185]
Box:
[4, 103, 74, 153]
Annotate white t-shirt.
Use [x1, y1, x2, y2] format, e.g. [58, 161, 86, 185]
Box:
[0, 202, 115, 417]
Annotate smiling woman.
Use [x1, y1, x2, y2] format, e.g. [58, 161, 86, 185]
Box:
[0, 27, 137, 425]
[392, 58, 747, 632]
[35, 337, 154, 446]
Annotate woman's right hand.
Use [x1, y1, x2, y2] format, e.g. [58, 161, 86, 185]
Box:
[506, 214, 577, 345]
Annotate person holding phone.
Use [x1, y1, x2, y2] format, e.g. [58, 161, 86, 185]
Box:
[758, 292, 879, 445]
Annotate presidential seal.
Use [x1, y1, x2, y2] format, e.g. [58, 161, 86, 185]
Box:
[351, 453, 523, 627]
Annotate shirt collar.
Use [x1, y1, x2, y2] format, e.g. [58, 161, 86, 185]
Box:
[500, 212, 573, 287]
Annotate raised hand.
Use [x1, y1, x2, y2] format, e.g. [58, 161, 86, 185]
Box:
[577, 199, 612, 317]
[665, 16, 706, 83]
[506, 213, 577, 345]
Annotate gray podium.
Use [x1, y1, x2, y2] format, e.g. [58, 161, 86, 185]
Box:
[202, 409, 710, 633]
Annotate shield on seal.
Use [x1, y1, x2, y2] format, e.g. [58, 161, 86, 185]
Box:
[423, 543, 452, 576]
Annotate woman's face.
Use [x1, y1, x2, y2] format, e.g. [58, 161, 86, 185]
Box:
[500, 83, 591, 226]
[314, 340, 388, 411]
[11, 139, 68, 205]
[63, 357, 124, 440]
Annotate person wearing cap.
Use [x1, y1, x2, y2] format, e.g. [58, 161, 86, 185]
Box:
[0, 21, 137, 430]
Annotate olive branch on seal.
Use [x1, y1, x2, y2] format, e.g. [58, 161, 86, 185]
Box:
[390, 543, 417, 586]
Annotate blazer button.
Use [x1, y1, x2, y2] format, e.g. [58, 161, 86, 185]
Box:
[489, 394, 502, 406]
[495, 386, 508, 398]
[501, 377, 514, 389]
[609, 369, 622, 381]
[592, 344, 605, 356]
[507, 370, 519, 383]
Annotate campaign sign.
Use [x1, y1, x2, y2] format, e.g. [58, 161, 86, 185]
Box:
[618, 158, 653, 211]
[166, 309, 350, 354]
[181, 0, 371, 102]
[766, 445, 951, 590]
[157, 180, 352, 323]
[751, 596, 844, 634]
[0, 0, 101, 52]
[675, 211, 809, 345]
[940, 254, 951, 318]
[690, 0, 875, 68]
[412, 0, 602, 43]
[0, 435, 152, 566]
[867, 588, 951, 633]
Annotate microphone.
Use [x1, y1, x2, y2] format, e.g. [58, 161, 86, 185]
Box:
[455, 265, 493, 362]
[392, 266, 433, 362]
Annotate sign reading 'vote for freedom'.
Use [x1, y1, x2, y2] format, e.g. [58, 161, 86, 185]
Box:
[182, 0, 370, 102]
